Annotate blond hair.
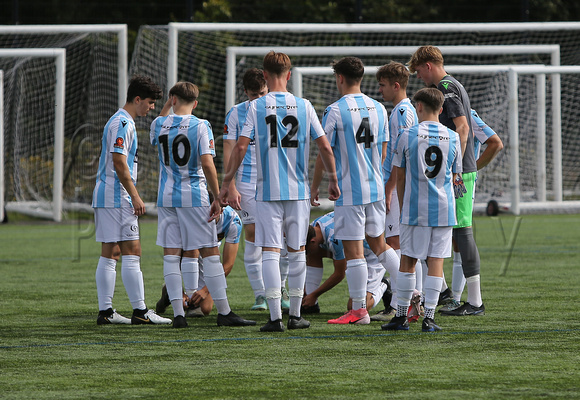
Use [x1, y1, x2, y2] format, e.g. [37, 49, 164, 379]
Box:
[407, 46, 444, 73]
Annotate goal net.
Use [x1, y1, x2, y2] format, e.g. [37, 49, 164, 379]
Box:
[0, 25, 127, 221]
[129, 22, 580, 212]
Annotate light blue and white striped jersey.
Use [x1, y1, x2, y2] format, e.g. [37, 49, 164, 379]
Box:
[382, 98, 418, 184]
[471, 109, 498, 160]
[150, 114, 215, 208]
[311, 211, 345, 261]
[216, 205, 243, 244]
[322, 93, 389, 206]
[92, 108, 138, 208]
[224, 100, 257, 185]
[393, 121, 462, 227]
[240, 92, 325, 201]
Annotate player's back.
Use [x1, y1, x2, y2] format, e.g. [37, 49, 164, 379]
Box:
[243, 91, 324, 201]
[92, 108, 137, 208]
[397, 121, 461, 227]
[323, 93, 388, 206]
[384, 98, 418, 183]
[224, 100, 256, 185]
[150, 113, 215, 208]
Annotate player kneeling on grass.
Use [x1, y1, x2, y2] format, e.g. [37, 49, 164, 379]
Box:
[382, 87, 464, 333]
[150, 81, 255, 329]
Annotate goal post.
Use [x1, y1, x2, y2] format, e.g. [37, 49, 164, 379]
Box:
[0, 49, 66, 222]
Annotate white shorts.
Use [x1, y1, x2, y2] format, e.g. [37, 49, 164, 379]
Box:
[157, 207, 218, 251]
[334, 201, 386, 241]
[255, 200, 310, 250]
[94, 207, 139, 243]
[237, 180, 256, 225]
[400, 224, 452, 260]
[385, 189, 400, 238]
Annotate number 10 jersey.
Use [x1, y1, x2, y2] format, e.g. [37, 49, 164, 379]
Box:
[240, 91, 325, 202]
[150, 114, 215, 208]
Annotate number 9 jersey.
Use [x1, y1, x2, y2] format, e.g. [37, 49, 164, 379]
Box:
[240, 92, 325, 202]
[322, 93, 389, 206]
[150, 114, 215, 208]
[393, 121, 462, 227]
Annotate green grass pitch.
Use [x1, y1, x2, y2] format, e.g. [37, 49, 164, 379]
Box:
[1, 212, 579, 399]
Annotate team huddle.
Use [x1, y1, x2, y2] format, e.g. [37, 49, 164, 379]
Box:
[91, 45, 503, 332]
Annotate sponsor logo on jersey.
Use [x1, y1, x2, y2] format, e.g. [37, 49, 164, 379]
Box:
[224, 124, 228, 134]
[399, 109, 405, 115]
[209, 139, 214, 150]
[114, 137, 124, 149]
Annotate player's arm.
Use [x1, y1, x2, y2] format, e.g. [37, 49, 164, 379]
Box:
[112, 153, 145, 216]
[314, 135, 340, 201]
[477, 134, 503, 170]
[394, 165, 405, 214]
[310, 154, 325, 206]
[222, 138, 242, 204]
[302, 258, 346, 307]
[453, 115, 470, 156]
[201, 154, 222, 222]
[221, 242, 238, 277]
[219, 136, 250, 208]
[159, 96, 173, 117]
[384, 167, 397, 213]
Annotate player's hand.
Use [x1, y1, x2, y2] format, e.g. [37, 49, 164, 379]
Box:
[310, 186, 320, 207]
[208, 199, 222, 222]
[182, 291, 190, 310]
[327, 181, 340, 201]
[453, 174, 467, 199]
[218, 185, 229, 206]
[132, 196, 146, 216]
[302, 293, 318, 308]
[227, 184, 242, 210]
[189, 287, 208, 308]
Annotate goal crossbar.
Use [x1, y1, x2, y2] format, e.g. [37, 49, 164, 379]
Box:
[0, 48, 66, 222]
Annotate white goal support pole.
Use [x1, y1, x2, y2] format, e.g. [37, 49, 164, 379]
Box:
[0, 25, 128, 108]
[292, 64, 580, 215]
[0, 70, 4, 222]
[0, 49, 66, 222]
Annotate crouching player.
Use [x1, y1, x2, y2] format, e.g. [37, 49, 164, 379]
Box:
[382, 87, 463, 332]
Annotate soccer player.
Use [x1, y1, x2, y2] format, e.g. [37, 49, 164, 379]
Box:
[223, 68, 270, 311]
[304, 211, 391, 314]
[92, 75, 171, 326]
[371, 61, 419, 322]
[408, 45, 485, 316]
[312, 56, 400, 325]
[150, 81, 255, 328]
[219, 51, 340, 332]
[382, 87, 463, 332]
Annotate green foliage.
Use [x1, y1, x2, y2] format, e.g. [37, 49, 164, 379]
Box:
[1, 214, 579, 398]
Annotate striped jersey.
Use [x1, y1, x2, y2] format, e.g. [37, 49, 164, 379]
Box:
[224, 100, 257, 185]
[216, 205, 243, 244]
[240, 91, 325, 201]
[322, 93, 389, 206]
[92, 108, 138, 208]
[150, 114, 215, 208]
[471, 109, 498, 160]
[393, 121, 462, 227]
[383, 98, 418, 184]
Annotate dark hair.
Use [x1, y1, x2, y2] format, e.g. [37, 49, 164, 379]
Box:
[243, 68, 266, 92]
[263, 51, 291, 76]
[169, 81, 199, 103]
[331, 57, 364, 85]
[413, 87, 444, 112]
[126, 74, 162, 102]
[375, 61, 410, 89]
[305, 225, 316, 255]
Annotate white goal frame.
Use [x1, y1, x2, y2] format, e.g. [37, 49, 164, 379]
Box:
[292, 64, 580, 215]
[0, 70, 4, 222]
[0, 49, 66, 222]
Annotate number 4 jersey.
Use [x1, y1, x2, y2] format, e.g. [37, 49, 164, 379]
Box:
[240, 91, 326, 202]
[322, 93, 389, 206]
[150, 113, 215, 208]
[393, 121, 462, 227]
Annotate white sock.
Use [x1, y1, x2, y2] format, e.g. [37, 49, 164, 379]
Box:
[346, 258, 368, 310]
[396, 271, 415, 317]
[96, 256, 117, 311]
[203, 255, 231, 315]
[262, 251, 282, 321]
[279, 253, 289, 288]
[305, 265, 324, 297]
[377, 248, 399, 310]
[395, 249, 401, 259]
[424, 275, 443, 319]
[181, 257, 199, 298]
[121, 255, 146, 310]
[415, 259, 423, 293]
[371, 280, 389, 310]
[452, 251, 466, 301]
[244, 240, 264, 297]
[287, 251, 306, 317]
[466, 274, 483, 307]
[163, 255, 184, 317]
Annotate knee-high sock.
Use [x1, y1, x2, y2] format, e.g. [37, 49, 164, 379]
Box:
[287, 251, 306, 318]
[346, 258, 368, 310]
[121, 255, 146, 310]
[396, 271, 415, 317]
[424, 275, 443, 320]
[415, 259, 423, 293]
[262, 251, 282, 321]
[305, 266, 324, 297]
[377, 248, 399, 309]
[279, 253, 289, 288]
[244, 240, 264, 297]
[203, 255, 231, 315]
[452, 251, 466, 301]
[164, 255, 184, 317]
[96, 256, 117, 311]
[181, 257, 199, 298]
[466, 275, 483, 307]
